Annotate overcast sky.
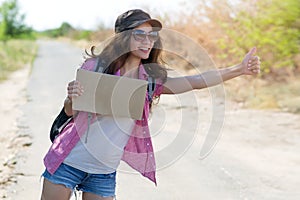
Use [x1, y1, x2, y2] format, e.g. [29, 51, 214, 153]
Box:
[0, 0, 193, 31]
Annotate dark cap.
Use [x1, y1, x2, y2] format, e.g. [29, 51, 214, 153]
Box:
[115, 9, 162, 33]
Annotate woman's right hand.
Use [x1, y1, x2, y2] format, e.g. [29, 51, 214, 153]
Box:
[67, 80, 84, 101]
[64, 80, 84, 116]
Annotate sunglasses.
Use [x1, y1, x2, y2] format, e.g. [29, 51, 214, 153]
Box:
[132, 29, 159, 43]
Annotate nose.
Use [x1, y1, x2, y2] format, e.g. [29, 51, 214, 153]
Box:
[141, 35, 152, 44]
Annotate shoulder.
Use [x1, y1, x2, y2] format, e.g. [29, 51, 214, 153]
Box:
[80, 57, 98, 70]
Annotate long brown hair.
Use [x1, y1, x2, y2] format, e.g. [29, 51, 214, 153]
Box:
[85, 29, 168, 83]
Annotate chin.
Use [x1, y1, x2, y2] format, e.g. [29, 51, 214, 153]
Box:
[136, 53, 150, 60]
[131, 50, 150, 60]
[141, 55, 150, 59]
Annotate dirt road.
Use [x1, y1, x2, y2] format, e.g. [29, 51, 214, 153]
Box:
[2, 40, 300, 200]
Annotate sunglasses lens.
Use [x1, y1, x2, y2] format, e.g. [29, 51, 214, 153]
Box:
[132, 30, 159, 42]
[148, 32, 159, 42]
[133, 30, 147, 41]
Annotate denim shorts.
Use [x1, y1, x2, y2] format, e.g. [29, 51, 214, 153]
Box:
[42, 163, 116, 198]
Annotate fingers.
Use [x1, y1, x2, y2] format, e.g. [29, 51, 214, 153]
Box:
[247, 55, 261, 74]
[67, 80, 84, 98]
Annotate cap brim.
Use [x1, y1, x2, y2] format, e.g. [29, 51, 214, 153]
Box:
[146, 19, 162, 30]
[127, 19, 162, 31]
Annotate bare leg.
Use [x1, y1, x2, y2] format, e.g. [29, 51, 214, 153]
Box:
[40, 179, 72, 200]
[82, 192, 115, 200]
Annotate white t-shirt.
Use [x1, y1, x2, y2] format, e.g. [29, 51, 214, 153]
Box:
[63, 115, 135, 174]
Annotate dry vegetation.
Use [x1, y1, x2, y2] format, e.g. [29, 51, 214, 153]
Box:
[69, 0, 299, 114]
[158, 0, 300, 114]
[0, 40, 37, 82]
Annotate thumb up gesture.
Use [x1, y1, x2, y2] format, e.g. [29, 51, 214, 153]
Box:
[241, 47, 261, 75]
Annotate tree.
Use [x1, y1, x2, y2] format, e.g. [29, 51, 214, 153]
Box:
[174, 0, 300, 77]
[223, 0, 300, 74]
[0, 0, 33, 40]
[42, 22, 75, 38]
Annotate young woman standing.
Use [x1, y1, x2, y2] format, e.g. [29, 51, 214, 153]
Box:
[41, 9, 260, 200]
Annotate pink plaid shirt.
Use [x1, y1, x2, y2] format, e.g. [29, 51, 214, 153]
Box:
[43, 58, 163, 185]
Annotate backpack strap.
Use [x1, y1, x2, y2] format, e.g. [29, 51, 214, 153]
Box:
[50, 107, 72, 142]
[94, 57, 104, 73]
[147, 76, 156, 104]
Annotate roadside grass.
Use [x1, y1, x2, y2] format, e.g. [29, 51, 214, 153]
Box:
[0, 40, 38, 82]
[224, 75, 300, 114]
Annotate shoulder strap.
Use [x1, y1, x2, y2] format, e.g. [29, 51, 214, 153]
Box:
[94, 57, 104, 73]
[147, 76, 156, 103]
[50, 107, 72, 142]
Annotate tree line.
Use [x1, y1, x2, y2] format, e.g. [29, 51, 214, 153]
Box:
[165, 0, 300, 77]
[1, 0, 299, 78]
[0, 0, 33, 40]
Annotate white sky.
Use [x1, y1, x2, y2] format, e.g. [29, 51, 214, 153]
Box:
[0, 0, 193, 31]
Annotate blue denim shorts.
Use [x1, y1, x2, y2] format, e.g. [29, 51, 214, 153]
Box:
[42, 163, 116, 198]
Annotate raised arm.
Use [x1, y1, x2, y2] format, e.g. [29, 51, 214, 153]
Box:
[162, 47, 260, 94]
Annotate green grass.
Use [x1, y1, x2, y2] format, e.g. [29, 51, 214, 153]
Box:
[0, 39, 38, 82]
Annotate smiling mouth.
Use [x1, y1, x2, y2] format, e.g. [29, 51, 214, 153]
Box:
[138, 47, 150, 54]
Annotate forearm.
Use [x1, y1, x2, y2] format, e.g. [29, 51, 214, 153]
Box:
[219, 63, 244, 82]
[162, 64, 244, 94]
[64, 97, 74, 116]
[194, 64, 243, 89]
[163, 47, 260, 94]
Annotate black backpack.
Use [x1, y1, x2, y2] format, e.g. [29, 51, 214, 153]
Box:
[49, 59, 156, 142]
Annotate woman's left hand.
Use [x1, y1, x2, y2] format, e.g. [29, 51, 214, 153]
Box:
[241, 47, 261, 75]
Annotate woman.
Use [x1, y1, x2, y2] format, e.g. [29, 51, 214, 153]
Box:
[41, 9, 260, 200]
